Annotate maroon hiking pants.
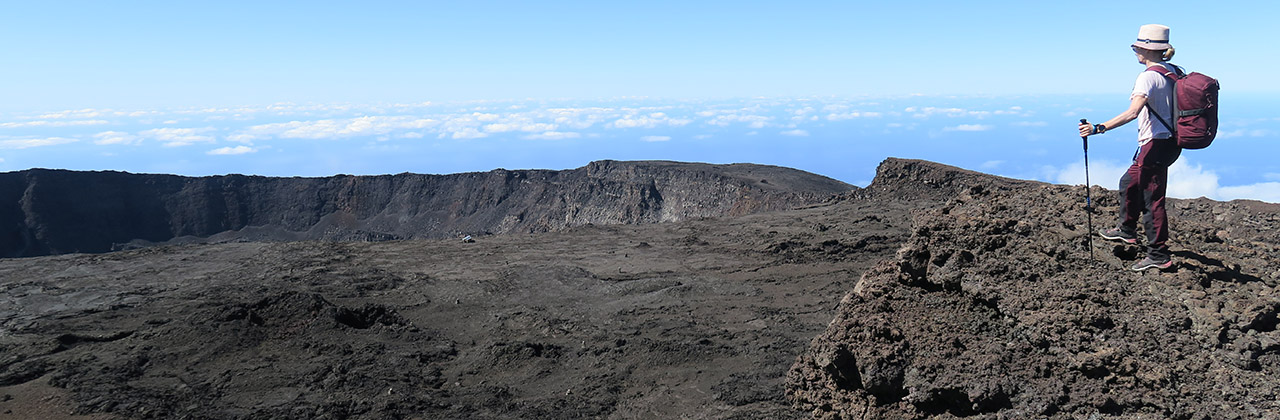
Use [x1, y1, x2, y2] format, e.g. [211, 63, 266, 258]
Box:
[1117, 137, 1181, 259]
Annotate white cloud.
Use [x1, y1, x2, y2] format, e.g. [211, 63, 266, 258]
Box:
[788, 108, 816, 123]
[482, 123, 518, 133]
[451, 127, 488, 139]
[0, 137, 78, 149]
[706, 114, 771, 128]
[392, 101, 433, 108]
[0, 119, 109, 128]
[435, 112, 507, 140]
[611, 112, 692, 129]
[523, 131, 580, 140]
[343, 117, 379, 135]
[980, 160, 1004, 170]
[225, 133, 259, 143]
[140, 127, 216, 147]
[1218, 182, 1280, 203]
[1053, 159, 1127, 188]
[1052, 158, 1280, 203]
[34, 109, 104, 119]
[207, 146, 256, 155]
[547, 107, 614, 129]
[827, 111, 882, 121]
[944, 124, 994, 132]
[1166, 160, 1221, 199]
[484, 122, 557, 133]
[244, 116, 438, 140]
[93, 131, 141, 145]
[991, 107, 1029, 116]
[1217, 128, 1273, 139]
[908, 106, 964, 116]
[780, 129, 809, 137]
[641, 135, 671, 142]
[521, 123, 557, 132]
[906, 106, 1018, 119]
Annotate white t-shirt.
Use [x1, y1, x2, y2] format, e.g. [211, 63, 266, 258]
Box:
[1132, 62, 1177, 145]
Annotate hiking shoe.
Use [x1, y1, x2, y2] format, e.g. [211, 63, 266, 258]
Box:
[1131, 256, 1173, 272]
[1099, 227, 1139, 244]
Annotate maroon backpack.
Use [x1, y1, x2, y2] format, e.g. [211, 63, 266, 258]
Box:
[1146, 64, 1220, 149]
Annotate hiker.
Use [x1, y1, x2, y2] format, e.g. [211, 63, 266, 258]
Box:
[1079, 24, 1182, 271]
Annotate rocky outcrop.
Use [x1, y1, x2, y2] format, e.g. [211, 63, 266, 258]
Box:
[787, 160, 1280, 419]
[866, 157, 1037, 201]
[0, 160, 854, 257]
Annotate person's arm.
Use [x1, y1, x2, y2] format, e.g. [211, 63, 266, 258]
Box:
[1079, 94, 1147, 137]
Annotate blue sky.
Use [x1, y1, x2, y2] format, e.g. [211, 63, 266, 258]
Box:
[2, 1, 1279, 202]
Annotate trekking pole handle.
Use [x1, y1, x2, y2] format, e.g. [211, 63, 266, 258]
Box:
[1079, 119, 1089, 151]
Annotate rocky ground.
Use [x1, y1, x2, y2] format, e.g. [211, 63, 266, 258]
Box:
[788, 163, 1280, 419]
[2, 159, 1278, 419]
[0, 183, 912, 419]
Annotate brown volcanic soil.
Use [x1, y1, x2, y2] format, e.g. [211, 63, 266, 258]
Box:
[2, 158, 1279, 419]
[788, 162, 1280, 419]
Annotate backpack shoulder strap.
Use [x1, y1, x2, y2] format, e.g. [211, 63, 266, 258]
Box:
[1142, 64, 1179, 136]
[1146, 64, 1180, 79]
[1144, 101, 1175, 134]
[1147, 63, 1187, 77]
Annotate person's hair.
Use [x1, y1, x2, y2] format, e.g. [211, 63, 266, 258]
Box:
[1135, 46, 1176, 62]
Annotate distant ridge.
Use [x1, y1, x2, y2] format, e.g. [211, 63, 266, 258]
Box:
[867, 157, 1039, 201]
[0, 160, 854, 257]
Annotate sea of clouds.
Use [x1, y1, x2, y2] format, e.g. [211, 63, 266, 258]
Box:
[1, 95, 1276, 203]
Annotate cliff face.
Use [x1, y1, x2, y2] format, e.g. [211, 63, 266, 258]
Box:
[0, 160, 854, 257]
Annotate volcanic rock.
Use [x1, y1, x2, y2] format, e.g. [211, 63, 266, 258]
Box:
[2, 158, 1278, 419]
[787, 160, 1280, 419]
[0, 160, 852, 257]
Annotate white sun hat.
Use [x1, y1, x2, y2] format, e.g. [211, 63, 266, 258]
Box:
[1132, 24, 1171, 50]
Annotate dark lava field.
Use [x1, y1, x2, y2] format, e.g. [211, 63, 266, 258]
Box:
[3, 159, 1278, 419]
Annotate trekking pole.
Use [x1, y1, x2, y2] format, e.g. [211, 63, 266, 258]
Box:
[1079, 119, 1094, 260]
